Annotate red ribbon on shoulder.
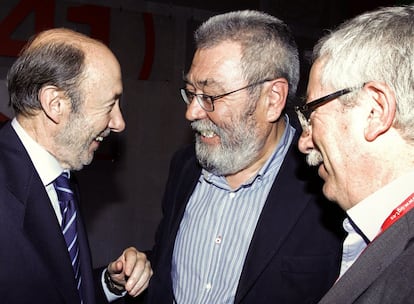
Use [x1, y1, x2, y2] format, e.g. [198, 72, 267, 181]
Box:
[381, 192, 414, 232]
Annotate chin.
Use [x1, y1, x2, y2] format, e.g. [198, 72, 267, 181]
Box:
[83, 155, 94, 167]
[322, 183, 337, 203]
[70, 162, 85, 171]
[71, 156, 93, 171]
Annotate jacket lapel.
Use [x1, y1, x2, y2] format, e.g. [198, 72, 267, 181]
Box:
[167, 151, 201, 251]
[23, 182, 81, 303]
[164, 140, 325, 303]
[235, 142, 311, 302]
[2, 122, 81, 303]
[319, 210, 412, 303]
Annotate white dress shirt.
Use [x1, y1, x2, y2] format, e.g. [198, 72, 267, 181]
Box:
[339, 170, 414, 277]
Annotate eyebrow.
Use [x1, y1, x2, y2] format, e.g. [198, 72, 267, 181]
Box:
[184, 78, 225, 93]
[106, 93, 123, 108]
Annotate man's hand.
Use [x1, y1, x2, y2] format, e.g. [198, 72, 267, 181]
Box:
[107, 247, 153, 297]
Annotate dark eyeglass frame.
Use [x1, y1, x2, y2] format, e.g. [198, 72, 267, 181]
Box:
[180, 78, 272, 112]
[295, 87, 357, 122]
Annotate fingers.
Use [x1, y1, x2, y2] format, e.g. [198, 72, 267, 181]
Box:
[107, 259, 124, 276]
[125, 258, 153, 297]
[107, 247, 153, 297]
[122, 247, 144, 277]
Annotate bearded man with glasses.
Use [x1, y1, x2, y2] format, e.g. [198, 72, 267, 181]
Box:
[144, 10, 344, 304]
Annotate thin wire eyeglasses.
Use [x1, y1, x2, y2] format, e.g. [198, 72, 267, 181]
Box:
[180, 79, 272, 112]
[294, 84, 364, 131]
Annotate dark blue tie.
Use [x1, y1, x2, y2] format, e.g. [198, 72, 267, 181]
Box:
[54, 172, 82, 302]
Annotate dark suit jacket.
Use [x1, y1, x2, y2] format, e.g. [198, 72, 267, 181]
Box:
[0, 121, 107, 304]
[146, 133, 345, 304]
[319, 208, 414, 304]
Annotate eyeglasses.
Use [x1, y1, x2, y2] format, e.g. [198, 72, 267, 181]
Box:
[294, 85, 364, 131]
[180, 79, 271, 112]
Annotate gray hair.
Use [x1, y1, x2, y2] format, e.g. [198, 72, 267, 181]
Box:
[7, 29, 88, 116]
[314, 5, 414, 140]
[194, 10, 299, 104]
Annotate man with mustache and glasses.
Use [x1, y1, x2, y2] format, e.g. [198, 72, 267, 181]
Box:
[0, 28, 152, 303]
[298, 5, 414, 303]
[145, 10, 344, 304]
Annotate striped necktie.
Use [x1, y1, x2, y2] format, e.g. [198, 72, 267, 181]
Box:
[54, 172, 83, 302]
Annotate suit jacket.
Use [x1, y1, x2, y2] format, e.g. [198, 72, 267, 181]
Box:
[146, 133, 345, 304]
[0, 121, 107, 304]
[319, 208, 414, 304]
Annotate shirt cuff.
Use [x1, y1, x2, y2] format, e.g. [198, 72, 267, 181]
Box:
[101, 269, 127, 302]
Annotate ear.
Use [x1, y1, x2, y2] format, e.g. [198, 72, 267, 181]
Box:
[38, 86, 69, 124]
[363, 81, 396, 141]
[265, 78, 288, 123]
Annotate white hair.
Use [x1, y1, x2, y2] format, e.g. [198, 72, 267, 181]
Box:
[314, 5, 414, 140]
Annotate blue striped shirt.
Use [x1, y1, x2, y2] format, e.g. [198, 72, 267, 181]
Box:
[172, 115, 295, 303]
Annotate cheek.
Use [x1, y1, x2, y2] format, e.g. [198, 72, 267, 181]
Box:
[90, 114, 109, 130]
[321, 133, 358, 187]
[204, 112, 228, 132]
[322, 137, 344, 167]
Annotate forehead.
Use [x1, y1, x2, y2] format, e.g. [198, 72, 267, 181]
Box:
[81, 46, 123, 104]
[306, 59, 328, 101]
[187, 41, 244, 88]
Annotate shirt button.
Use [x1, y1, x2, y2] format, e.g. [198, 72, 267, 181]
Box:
[229, 192, 235, 199]
[206, 283, 212, 290]
[215, 236, 222, 244]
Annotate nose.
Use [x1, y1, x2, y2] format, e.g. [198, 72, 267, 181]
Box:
[185, 97, 208, 121]
[109, 103, 126, 132]
[298, 126, 314, 155]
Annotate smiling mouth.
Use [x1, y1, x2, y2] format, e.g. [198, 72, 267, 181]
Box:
[200, 129, 216, 138]
[95, 129, 111, 143]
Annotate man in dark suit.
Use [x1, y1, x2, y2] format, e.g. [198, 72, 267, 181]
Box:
[297, 5, 414, 303]
[145, 10, 344, 303]
[0, 28, 152, 303]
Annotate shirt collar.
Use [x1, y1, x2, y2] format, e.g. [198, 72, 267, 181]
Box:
[12, 118, 63, 186]
[347, 170, 414, 241]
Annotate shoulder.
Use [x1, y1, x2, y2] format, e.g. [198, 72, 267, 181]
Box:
[359, 232, 414, 303]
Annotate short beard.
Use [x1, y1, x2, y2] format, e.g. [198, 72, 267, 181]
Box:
[54, 111, 93, 170]
[193, 114, 264, 176]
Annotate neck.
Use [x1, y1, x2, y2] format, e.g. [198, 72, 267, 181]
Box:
[17, 114, 57, 156]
